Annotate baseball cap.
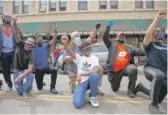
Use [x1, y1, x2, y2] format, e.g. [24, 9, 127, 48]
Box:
[117, 32, 126, 37]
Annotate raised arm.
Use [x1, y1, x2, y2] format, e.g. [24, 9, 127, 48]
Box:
[49, 24, 58, 46]
[143, 11, 166, 46]
[62, 36, 76, 60]
[12, 16, 21, 43]
[103, 20, 114, 49]
[87, 23, 101, 43]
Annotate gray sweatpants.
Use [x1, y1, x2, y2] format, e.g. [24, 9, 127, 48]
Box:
[144, 66, 167, 106]
[108, 64, 138, 92]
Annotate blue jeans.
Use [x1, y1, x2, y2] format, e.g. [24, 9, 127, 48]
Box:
[73, 73, 100, 108]
[13, 71, 34, 95]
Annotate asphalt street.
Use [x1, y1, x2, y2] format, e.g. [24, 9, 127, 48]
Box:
[0, 68, 167, 114]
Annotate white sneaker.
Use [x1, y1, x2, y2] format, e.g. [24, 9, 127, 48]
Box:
[6, 87, 12, 92]
[89, 97, 99, 108]
[23, 93, 31, 99]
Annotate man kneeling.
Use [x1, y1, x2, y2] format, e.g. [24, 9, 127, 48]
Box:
[12, 16, 34, 98]
[62, 36, 101, 108]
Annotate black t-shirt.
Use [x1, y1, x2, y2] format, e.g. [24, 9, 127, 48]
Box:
[144, 42, 167, 75]
[13, 41, 34, 72]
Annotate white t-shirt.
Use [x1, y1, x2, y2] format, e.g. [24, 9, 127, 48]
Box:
[74, 54, 99, 83]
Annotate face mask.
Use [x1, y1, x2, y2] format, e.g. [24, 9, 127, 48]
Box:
[117, 39, 125, 43]
[83, 46, 91, 57]
[155, 31, 166, 40]
[24, 43, 34, 51]
[74, 37, 82, 46]
[3, 16, 11, 25]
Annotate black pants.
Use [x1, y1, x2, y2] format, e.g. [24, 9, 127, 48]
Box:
[144, 66, 167, 106]
[108, 64, 138, 92]
[0, 52, 14, 88]
[35, 67, 57, 90]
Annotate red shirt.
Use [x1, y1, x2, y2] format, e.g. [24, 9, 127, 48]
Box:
[113, 43, 130, 72]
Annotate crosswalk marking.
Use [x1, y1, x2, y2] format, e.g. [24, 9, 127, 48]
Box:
[0, 91, 167, 104]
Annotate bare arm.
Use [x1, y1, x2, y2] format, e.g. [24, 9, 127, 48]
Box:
[62, 36, 76, 60]
[49, 25, 58, 45]
[87, 23, 101, 44]
[18, 64, 34, 79]
[79, 71, 94, 77]
[143, 11, 166, 46]
[87, 28, 98, 43]
[64, 56, 73, 62]
[12, 16, 21, 43]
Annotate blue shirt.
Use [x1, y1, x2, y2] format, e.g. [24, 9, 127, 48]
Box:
[2, 32, 14, 53]
[144, 42, 167, 75]
[32, 43, 50, 69]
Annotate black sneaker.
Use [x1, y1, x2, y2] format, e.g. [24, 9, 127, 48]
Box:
[0, 80, 2, 90]
[135, 83, 150, 96]
[149, 104, 167, 114]
[127, 90, 135, 98]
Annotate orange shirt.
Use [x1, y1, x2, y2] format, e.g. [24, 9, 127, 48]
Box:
[113, 43, 130, 72]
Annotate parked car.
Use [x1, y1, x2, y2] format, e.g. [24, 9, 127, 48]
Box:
[57, 42, 108, 74]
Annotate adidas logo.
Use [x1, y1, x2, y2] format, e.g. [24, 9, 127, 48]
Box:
[83, 61, 91, 69]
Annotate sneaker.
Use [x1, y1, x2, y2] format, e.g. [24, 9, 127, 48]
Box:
[127, 90, 135, 98]
[96, 88, 104, 96]
[23, 93, 31, 99]
[149, 104, 167, 114]
[6, 87, 12, 92]
[135, 83, 150, 96]
[89, 97, 99, 108]
[0, 80, 2, 90]
[50, 88, 58, 94]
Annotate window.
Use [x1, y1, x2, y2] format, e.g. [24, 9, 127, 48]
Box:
[78, 0, 87, 10]
[135, 0, 154, 9]
[99, 0, 107, 9]
[40, 0, 47, 12]
[135, 0, 143, 8]
[59, 0, 67, 11]
[146, 0, 154, 9]
[50, 0, 56, 11]
[0, 1, 3, 14]
[13, 1, 20, 14]
[110, 0, 118, 9]
[23, 0, 29, 13]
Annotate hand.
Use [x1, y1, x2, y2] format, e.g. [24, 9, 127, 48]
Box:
[156, 11, 167, 19]
[107, 20, 114, 27]
[54, 24, 58, 33]
[12, 15, 18, 22]
[76, 75, 82, 83]
[95, 23, 101, 29]
[15, 75, 23, 84]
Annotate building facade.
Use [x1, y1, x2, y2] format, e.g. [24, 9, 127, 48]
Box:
[0, 0, 167, 64]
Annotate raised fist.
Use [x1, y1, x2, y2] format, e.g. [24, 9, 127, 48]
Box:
[54, 24, 58, 33]
[95, 23, 101, 29]
[156, 11, 167, 19]
[12, 15, 18, 22]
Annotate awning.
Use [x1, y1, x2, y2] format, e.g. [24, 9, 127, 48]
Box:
[1, 19, 167, 35]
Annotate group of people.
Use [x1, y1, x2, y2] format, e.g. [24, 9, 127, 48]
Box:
[0, 10, 167, 114]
